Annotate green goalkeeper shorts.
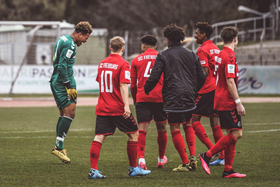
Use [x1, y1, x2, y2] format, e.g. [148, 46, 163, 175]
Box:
[50, 81, 77, 109]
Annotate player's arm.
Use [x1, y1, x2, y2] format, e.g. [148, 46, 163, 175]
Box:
[195, 53, 206, 91]
[58, 43, 77, 100]
[226, 78, 245, 116]
[120, 83, 131, 119]
[203, 67, 209, 75]
[144, 53, 164, 95]
[130, 60, 137, 105]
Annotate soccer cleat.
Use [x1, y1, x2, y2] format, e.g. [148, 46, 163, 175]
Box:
[222, 169, 246, 178]
[172, 163, 192, 172]
[128, 166, 151, 177]
[199, 152, 211, 175]
[139, 162, 147, 170]
[189, 155, 197, 170]
[210, 158, 225, 166]
[51, 146, 70, 163]
[88, 169, 107, 179]
[157, 156, 168, 168]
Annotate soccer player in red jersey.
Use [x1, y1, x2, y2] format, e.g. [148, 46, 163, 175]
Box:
[130, 35, 168, 170]
[88, 36, 151, 179]
[193, 22, 225, 166]
[199, 27, 246, 178]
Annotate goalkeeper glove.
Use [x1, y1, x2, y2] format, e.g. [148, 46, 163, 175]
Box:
[64, 82, 77, 100]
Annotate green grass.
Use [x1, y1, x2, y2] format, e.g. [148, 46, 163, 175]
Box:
[0, 103, 280, 187]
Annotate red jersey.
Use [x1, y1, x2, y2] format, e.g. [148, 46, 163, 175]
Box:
[196, 40, 220, 94]
[214, 46, 239, 111]
[95, 54, 131, 116]
[130, 49, 163, 103]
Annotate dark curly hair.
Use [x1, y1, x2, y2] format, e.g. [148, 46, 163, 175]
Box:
[75, 21, 92, 35]
[196, 22, 213, 39]
[141, 35, 157, 46]
[163, 23, 186, 42]
[221, 26, 238, 44]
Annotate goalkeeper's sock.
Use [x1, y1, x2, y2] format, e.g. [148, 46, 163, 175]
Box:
[56, 116, 63, 136]
[56, 116, 73, 150]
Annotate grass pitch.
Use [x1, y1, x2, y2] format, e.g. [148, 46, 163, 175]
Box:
[0, 103, 280, 187]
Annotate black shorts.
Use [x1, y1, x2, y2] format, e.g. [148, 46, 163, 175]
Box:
[219, 109, 242, 131]
[135, 102, 167, 124]
[167, 111, 192, 125]
[193, 90, 218, 117]
[95, 115, 138, 136]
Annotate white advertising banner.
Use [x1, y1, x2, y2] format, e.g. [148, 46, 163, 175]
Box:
[0, 65, 99, 94]
[0, 65, 279, 94]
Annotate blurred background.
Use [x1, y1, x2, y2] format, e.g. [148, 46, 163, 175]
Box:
[0, 0, 279, 95]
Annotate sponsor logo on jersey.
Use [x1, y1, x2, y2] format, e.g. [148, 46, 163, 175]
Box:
[228, 64, 235, 73]
[125, 70, 130, 80]
[200, 60, 206, 65]
[66, 49, 73, 58]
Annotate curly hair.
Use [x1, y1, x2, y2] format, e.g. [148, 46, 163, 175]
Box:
[75, 21, 92, 35]
[196, 22, 213, 39]
[221, 26, 238, 44]
[110, 36, 125, 52]
[141, 35, 157, 46]
[163, 23, 185, 42]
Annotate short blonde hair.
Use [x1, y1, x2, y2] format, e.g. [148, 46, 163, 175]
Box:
[110, 36, 125, 52]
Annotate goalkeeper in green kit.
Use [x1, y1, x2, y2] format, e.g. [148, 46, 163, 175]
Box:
[50, 21, 92, 163]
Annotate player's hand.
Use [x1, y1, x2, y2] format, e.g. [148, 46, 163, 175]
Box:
[236, 102, 246, 116]
[123, 105, 131, 119]
[66, 87, 78, 100]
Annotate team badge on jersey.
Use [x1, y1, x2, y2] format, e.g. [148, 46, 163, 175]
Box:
[227, 64, 235, 73]
[66, 49, 73, 58]
[125, 70, 130, 80]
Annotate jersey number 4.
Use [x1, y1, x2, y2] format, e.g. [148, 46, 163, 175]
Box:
[144, 61, 152, 77]
[100, 70, 113, 93]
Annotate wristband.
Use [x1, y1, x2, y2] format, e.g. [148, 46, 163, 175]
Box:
[235, 99, 241, 104]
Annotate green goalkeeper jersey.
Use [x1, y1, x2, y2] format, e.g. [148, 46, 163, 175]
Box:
[50, 34, 77, 85]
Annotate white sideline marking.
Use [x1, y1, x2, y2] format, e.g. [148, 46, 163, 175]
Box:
[1, 122, 280, 134]
[0, 129, 279, 139]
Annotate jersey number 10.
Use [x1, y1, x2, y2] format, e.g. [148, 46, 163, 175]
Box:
[100, 70, 113, 93]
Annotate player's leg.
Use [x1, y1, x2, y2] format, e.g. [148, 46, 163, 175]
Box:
[192, 115, 213, 149]
[210, 114, 225, 166]
[183, 120, 197, 169]
[222, 129, 245, 178]
[169, 112, 192, 172]
[115, 115, 151, 176]
[89, 115, 116, 179]
[135, 102, 152, 169]
[153, 103, 168, 168]
[50, 82, 76, 163]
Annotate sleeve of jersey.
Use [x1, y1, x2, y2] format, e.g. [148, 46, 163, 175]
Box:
[224, 55, 236, 79]
[57, 43, 73, 83]
[120, 61, 131, 84]
[130, 59, 137, 78]
[197, 49, 209, 68]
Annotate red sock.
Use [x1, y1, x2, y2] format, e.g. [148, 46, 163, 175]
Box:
[224, 142, 236, 171]
[137, 130, 146, 158]
[90, 141, 102, 170]
[171, 130, 189, 164]
[206, 133, 236, 158]
[127, 141, 138, 167]
[157, 130, 167, 159]
[183, 125, 196, 156]
[192, 121, 213, 150]
[212, 125, 225, 159]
